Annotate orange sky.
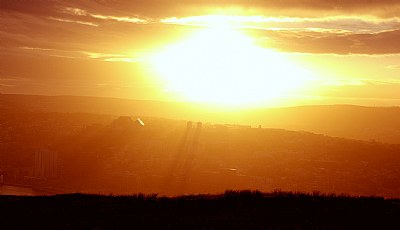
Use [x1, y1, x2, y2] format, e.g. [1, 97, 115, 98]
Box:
[1, 0, 400, 107]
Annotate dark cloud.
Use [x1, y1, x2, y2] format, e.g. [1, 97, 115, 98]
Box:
[1, 0, 400, 56]
[1, 0, 400, 18]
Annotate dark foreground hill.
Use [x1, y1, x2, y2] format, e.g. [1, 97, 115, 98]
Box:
[1, 190, 399, 229]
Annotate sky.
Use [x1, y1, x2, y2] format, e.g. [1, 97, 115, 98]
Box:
[1, 0, 400, 107]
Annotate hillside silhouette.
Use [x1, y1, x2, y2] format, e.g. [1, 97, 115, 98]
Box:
[1, 94, 400, 143]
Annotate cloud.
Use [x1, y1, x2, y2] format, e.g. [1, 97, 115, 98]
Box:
[101, 0, 400, 18]
[0, 74, 25, 87]
[91, 0, 400, 18]
[62, 6, 148, 24]
[254, 29, 400, 55]
[2, 0, 400, 18]
[82, 52, 124, 59]
[82, 51, 145, 62]
[17, 47, 144, 62]
[159, 15, 400, 55]
[104, 57, 143, 63]
[387, 65, 400, 69]
[0, 83, 16, 87]
[90, 14, 147, 24]
[2, 0, 400, 59]
[47, 17, 99, 27]
[162, 15, 400, 33]
[18, 46, 86, 59]
[63, 7, 88, 16]
[2, 0, 400, 103]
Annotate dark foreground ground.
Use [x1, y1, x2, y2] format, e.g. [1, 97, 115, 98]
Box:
[1, 190, 399, 229]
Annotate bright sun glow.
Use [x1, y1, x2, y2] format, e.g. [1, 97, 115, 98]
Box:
[151, 24, 313, 107]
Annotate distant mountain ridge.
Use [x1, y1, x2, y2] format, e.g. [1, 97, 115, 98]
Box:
[1, 93, 400, 143]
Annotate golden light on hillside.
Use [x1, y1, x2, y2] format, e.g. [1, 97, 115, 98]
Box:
[150, 23, 313, 107]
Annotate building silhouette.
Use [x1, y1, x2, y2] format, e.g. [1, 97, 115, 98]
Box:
[33, 149, 58, 179]
[111, 116, 144, 130]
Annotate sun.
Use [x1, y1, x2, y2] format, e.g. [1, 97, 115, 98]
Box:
[150, 24, 312, 107]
